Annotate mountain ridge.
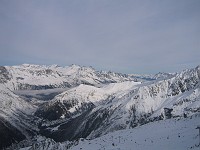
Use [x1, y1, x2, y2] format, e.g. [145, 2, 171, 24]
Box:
[0, 64, 200, 149]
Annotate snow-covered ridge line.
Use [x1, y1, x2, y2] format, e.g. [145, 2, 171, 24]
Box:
[1, 64, 136, 90]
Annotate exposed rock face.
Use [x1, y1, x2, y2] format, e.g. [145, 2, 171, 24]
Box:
[0, 118, 26, 149]
[164, 108, 173, 119]
[35, 100, 95, 121]
[0, 66, 10, 83]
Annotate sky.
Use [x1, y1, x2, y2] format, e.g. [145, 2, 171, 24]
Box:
[0, 0, 199, 74]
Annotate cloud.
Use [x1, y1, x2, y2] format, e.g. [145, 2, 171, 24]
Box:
[0, 0, 199, 74]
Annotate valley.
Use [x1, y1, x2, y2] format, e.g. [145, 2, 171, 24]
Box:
[0, 64, 200, 150]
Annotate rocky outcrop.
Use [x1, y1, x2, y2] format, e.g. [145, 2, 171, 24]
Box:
[0, 117, 26, 149]
[0, 66, 11, 83]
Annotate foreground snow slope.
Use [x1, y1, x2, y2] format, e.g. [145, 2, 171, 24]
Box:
[70, 114, 200, 150]
[10, 114, 200, 150]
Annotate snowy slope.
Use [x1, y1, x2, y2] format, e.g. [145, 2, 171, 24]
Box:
[70, 114, 200, 150]
[0, 84, 36, 116]
[0, 84, 39, 149]
[153, 72, 175, 80]
[0, 84, 36, 123]
[34, 81, 140, 124]
[54, 81, 141, 109]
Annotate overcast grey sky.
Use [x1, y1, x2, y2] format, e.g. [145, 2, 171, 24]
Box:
[0, 0, 199, 74]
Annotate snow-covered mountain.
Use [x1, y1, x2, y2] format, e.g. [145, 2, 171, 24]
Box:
[35, 65, 200, 142]
[0, 64, 137, 149]
[0, 64, 200, 149]
[1, 64, 134, 90]
[153, 72, 175, 80]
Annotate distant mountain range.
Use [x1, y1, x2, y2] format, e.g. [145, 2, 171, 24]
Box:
[0, 64, 200, 150]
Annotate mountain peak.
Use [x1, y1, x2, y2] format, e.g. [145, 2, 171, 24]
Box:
[69, 64, 81, 68]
